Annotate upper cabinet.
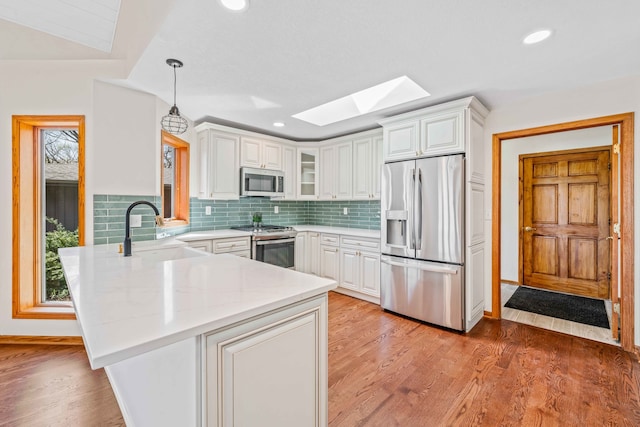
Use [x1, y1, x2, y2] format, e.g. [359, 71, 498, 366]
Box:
[352, 134, 382, 200]
[379, 96, 488, 162]
[197, 126, 240, 200]
[382, 121, 419, 161]
[319, 142, 352, 200]
[240, 137, 282, 170]
[297, 147, 319, 200]
[281, 145, 297, 200]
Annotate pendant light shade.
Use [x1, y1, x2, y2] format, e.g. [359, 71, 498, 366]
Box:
[161, 58, 188, 135]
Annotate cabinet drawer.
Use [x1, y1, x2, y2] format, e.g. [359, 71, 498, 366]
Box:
[320, 233, 339, 246]
[186, 240, 213, 253]
[212, 237, 251, 254]
[340, 236, 380, 252]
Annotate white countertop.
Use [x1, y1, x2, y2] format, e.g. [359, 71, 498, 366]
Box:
[293, 225, 380, 239]
[59, 244, 336, 369]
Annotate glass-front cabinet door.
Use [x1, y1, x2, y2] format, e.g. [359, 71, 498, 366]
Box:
[297, 148, 318, 199]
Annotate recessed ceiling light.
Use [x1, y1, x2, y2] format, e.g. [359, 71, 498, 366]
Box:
[523, 29, 552, 45]
[220, 0, 249, 12]
[292, 76, 430, 126]
[273, 122, 285, 127]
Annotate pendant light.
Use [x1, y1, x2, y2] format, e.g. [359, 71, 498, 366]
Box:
[161, 58, 188, 135]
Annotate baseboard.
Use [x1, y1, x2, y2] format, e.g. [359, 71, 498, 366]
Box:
[0, 335, 83, 345]
[500, 279, 520, 286]
[332, 288, 380, 305]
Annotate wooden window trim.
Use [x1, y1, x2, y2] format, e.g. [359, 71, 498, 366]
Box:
[12, 115, 85, 320]
[161, 130, 190, 226]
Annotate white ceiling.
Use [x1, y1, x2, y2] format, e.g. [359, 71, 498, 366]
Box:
[0, 0, 120, 52]
[3, 0, 640, 141]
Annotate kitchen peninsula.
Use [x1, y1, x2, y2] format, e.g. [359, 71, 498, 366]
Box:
[59, 240, 336, 426]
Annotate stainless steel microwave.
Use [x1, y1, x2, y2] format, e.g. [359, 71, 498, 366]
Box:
[240, 167, 285, 197]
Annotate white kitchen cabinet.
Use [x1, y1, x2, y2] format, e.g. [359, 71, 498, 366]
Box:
[282, 145, 297, 200]
[319, 233, 340, 281]
[295, 232, 307, 272]
[382, 120, 419, 161]
[297, 148, 319, 200]
[352, 134, 383, 200]
[197, 127, 240, 200]
[185, 239, 213, 253]
[185, 236, 251, 258]
[319, 142, 352, 200]
[372, 135, 383, 199]
[204, 294, 328, 427]
[211, 236, 251, 258]
[308, 232, 321, 276]
[338, 236, 380, 299]
[419, 109, 465, 155]
[380, 96, 487, 161]
[320, 245, 340, 282]
[295, 231, 321, 275]
[240, 137, 282, 170]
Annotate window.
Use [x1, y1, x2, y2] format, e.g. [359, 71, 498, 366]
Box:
[12, 115, 85, 319]
[161, 130, 189, 224]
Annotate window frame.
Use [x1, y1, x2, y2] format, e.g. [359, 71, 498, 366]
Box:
[12, 115, 85, 319]
[160, 130, 190, 225]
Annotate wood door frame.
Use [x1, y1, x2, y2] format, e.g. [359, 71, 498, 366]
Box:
[518, 145, 612, 289]
[491, 113, 634, 352]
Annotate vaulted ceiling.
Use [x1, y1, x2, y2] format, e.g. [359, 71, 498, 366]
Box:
[3, 0, 640, 140]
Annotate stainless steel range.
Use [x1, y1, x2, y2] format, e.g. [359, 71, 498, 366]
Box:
[231, 225, 297, 269]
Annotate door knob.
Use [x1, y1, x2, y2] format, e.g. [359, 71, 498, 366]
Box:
[523, 226, 537, 232]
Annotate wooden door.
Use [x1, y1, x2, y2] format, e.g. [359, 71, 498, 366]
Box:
[521, 147, 611, 299]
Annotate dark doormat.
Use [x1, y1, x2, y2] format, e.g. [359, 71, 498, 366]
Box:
[505, 286, 610, 329]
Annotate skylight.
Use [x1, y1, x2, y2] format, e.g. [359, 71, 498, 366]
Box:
[0, 0, 121, 52]
[292, 76, 430, 126]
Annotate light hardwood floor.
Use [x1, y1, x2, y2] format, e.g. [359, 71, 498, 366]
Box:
[2, 291, 639, 426]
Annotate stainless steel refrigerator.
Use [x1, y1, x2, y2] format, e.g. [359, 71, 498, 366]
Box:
[380, 154, 464, 331]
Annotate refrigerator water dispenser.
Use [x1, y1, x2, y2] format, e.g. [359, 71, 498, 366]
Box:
[385, 210, 408, 247]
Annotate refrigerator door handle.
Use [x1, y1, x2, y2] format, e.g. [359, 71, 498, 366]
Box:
[416, 168, 423, 250]
[410, 168, 416, 250]
[381, 258, 459, 275]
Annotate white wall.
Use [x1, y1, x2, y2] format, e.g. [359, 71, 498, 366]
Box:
[500, 126, 612, 282]
[484, 74, 640, 343]
[0, 61, 194, 336]
[93, 81, 159, 197]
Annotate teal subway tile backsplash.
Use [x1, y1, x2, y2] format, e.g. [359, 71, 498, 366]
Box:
[94, 195, 380, 245]
[93, 195, 162, 245]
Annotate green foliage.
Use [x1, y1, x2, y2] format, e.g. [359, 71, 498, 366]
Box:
[45, 218, 78, 301]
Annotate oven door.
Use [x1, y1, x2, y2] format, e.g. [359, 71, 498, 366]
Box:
[253, 238, 295, 269]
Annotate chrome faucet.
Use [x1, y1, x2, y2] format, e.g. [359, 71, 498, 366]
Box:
[123, 201, 165, 256]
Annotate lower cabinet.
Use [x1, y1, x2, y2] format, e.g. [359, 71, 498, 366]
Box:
[185, 236, 251, 258]
[308, 232, 321, 276]
[339, 248, 380, 298]
[320, 245, 340, 281]
[203, 295, 328, 427]
[187, 239, 213, 253]
[295, 232, 308, 272]
[297, 231, 381, 303]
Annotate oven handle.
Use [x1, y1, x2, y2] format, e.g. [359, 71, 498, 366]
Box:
[255, 237, 296, 246]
